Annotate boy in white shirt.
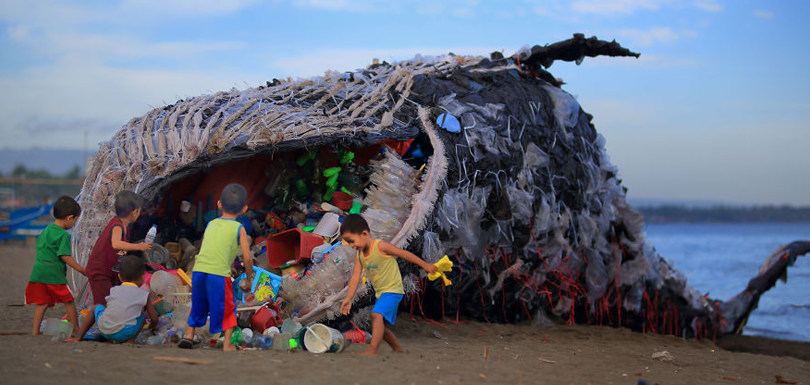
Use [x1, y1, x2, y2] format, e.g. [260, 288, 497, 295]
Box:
[74, 255, 158, 343]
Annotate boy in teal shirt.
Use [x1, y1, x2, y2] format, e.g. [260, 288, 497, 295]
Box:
[25, 196, 85, 336]
[180, 183, 254, 352]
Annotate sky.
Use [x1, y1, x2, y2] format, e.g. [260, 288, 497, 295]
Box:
[0, 0, 808, 206]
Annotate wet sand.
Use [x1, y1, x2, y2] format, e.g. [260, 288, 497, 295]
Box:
[1, 242, 808, 385]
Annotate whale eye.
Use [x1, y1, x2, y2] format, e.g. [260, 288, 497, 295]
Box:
[436, 113, 461, 133]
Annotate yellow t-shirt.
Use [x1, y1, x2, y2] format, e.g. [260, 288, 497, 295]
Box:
[358, 239, 405, 298]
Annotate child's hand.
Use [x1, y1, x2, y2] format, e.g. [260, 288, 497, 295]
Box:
[140, 242, 153, 251]
[78, 267, 86, 276]
[340, 298, 352, 315]
[423, 263, 438, 275]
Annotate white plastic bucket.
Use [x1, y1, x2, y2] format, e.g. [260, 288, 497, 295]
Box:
[312, 212, 341, 239]
[304, 323, 348, 353]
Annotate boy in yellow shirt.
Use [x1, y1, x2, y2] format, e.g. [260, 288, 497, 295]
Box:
[340, 214, 437, 356]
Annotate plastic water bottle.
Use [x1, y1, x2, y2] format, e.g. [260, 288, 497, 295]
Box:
[145, 225, 157, 243]
[256, 335, 273, 349]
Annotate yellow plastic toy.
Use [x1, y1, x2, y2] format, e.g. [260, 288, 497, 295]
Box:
[177, 268, 192, 287]
[427, 255, 454, 286]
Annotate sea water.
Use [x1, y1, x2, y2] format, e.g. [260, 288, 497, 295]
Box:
[644, 222, 810, 342]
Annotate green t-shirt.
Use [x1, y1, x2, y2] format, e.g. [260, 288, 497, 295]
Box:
[29, 223, 72, 284]
[193, 218, 242, 277]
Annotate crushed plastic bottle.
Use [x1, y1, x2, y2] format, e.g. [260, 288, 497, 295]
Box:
[134, 330, 149, 344]
[157, 314, 172, 330]
[168, 329, 184, 344]
[146, 335, 165, 346]
[255, 334, 273, 349]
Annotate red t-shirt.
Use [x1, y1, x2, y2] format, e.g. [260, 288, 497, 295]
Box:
[86, 218, 127, 279]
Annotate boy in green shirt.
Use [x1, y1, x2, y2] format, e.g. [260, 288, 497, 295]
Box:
[25, 196, 85, 336]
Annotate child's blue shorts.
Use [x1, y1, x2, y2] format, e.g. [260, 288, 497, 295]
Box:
[94, 305, 144, 343]
[372, 292, 404, 325]
[189, 271, 237, 334]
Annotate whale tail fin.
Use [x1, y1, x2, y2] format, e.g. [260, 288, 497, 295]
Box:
[720, 240, 810, 335]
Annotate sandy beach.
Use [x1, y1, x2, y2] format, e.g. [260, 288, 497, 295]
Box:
[1, 242, 808, 385]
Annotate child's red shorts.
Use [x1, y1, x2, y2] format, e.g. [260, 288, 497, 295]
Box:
[25, 282, 75, 306]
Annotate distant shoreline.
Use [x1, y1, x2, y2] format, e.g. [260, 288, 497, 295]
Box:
[637, 205, 810, 224]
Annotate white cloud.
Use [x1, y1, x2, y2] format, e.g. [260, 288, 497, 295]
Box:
[692, 0, 722, 12]
[615, 27, 683, 46]
[1, 1, 251, 64]
[1, 0, 258, 27]
[451, 7, 475, 17]
[0, 61, 265, 148]
[530, 4, 582, 23]
[680, 29, 698, 38]
[45, 32, 247, 62]
[290, 0, 355, 11]
[571, 0, 671, 16]
[6, 25, 30, 41]
[119, 0, 260, 15]
[287, 0, 482, 15]
[752, 9, 774, 20]
[569, 0, 723, 16]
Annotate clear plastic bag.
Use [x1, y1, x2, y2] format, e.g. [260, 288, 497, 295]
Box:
[421, 231, 444, 264]
[507, 184, 533, 225]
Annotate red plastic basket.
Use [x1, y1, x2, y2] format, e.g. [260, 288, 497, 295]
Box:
[266, 228, 325, 268]
[251, 304, 282, 333]
[331, 191, 353, 211]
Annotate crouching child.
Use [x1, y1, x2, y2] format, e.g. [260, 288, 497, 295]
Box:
[75, 255, 158, 343]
